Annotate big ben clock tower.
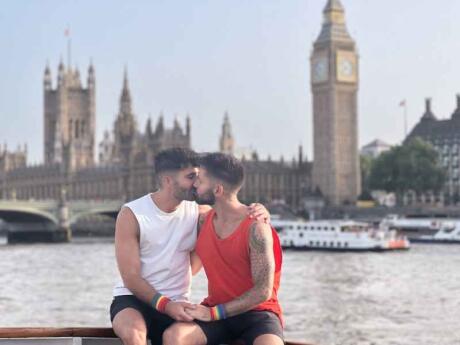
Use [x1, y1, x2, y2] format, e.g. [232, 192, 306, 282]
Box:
[311, 0, 361, 205]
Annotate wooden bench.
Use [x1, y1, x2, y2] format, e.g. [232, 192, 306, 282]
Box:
[0, 328, 311, 345]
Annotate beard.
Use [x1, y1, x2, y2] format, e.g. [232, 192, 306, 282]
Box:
[193, 188, 216, 206]
[172, 182, 196, 201]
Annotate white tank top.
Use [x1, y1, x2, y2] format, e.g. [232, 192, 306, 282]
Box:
[113, 193, 199, 301]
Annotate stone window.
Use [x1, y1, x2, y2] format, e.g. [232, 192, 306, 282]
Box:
[75, 120, 80, 139]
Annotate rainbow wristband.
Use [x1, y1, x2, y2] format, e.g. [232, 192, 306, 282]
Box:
[210, 304, 227, 321]
[151, 293, 171, 313]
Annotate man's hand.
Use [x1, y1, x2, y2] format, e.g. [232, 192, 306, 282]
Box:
[184, 304, 212, 322]
[164, 301, 196, 322]
[247, 203, 271, 224]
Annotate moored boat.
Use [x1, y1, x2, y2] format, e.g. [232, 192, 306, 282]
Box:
[410, 221, 460, 244]
[272, 219, 410, 252]
[379, 214, 455, 241]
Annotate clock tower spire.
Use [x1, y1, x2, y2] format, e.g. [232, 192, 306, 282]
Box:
[310, 0, 361, 205]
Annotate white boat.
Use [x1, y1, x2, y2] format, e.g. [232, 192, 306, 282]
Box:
[379, 214, 454, 240]
[272, 219, 410, 252]
[411, 221, 460, 244]
[380, 214, 450, 230]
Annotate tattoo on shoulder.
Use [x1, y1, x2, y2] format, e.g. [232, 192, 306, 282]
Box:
[197, 214, 206, 234]
[249, 222, 267, 253]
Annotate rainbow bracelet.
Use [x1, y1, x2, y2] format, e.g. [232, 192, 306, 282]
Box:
[210, 304, 227, 321]
[151, 293, 171, 313]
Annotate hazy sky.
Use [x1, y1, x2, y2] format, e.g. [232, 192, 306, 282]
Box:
[1, 0, 459, 164]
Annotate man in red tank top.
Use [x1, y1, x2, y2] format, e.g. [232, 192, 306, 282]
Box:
[163, 153, 283, 345]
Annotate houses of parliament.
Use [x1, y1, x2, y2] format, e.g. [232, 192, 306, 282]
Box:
[0, 61, 311, 208]
[0, 0, 361, 208]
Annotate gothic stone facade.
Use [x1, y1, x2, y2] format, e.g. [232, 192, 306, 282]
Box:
[0, 62, 313, 209]
[43, 62, 95, 169]
[405, 96, 460, 205]
[239, 157, 312, 210]
[218, 112, 312, 209]
[0, 64, 191, 202]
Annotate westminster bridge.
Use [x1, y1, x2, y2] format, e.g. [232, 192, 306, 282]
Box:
[0, 199, 124, 242]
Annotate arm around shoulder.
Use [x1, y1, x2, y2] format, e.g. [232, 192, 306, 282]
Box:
[198, 204, 212, 216]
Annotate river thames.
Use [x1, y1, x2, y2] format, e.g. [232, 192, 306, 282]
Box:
[0, 238, 459, 345]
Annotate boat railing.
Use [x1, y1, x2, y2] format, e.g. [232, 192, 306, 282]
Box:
[0, 328, 312, 345]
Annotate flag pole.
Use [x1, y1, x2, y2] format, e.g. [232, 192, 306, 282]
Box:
[66, 25, 71, 70]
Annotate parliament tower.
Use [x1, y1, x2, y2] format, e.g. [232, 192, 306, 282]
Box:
[43, 60, 95, 169]
[311, 0, 361, 205]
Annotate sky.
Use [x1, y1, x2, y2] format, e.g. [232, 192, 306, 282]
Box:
[0, 0, 459, 164]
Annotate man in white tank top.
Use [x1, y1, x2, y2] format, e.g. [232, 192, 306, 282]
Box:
[110, 148, 270, 345]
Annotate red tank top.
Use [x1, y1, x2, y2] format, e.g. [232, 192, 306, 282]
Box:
[195, 210, 283, 321]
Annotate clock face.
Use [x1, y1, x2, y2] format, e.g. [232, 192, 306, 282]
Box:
[339, 59, 353, 77]
[312, 57, 328, 83]
[336, 51, 357, 82]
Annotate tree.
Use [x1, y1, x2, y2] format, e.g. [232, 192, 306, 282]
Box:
[368, 138, 446, 203]
[360, 155, 374, 199]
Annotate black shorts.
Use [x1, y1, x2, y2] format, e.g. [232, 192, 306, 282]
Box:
[195, 310, 284, 345]
[110, 295, 175, 345]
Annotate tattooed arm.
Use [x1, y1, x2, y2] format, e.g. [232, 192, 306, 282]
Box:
[186, 220, 275, 321]
[223, 221, 275, 316]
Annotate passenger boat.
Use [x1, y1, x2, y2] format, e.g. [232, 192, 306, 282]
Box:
[272, 219, 410, 252]
[379, 214, 454, 241]
[0, 328, 311, 345]
[410, 221, 460, 244]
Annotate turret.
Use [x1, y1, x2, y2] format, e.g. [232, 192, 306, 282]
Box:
[44, 62, 52, 91]
[74, 66, 81, 88]
[422, 98, 436, 121]
[57, 58, 65, 87]
[87, 60, 95, 90]
[219, 112, 234, 154]
[119, 67, 132, 115]
[186, 114, 191, 138]
[173, 115, 181, 131]
[155, 113, 164, 134]
[451, 94, 460, 120]
[145, 117, 153, 136]
[298, 145, 303, 165]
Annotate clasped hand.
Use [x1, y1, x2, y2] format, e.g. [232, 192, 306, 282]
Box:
[184, 304, 212, 322]
[165, 301, 211, 322]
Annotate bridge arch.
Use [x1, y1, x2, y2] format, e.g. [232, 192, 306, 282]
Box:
[0, 207, 58, 225]
[69, 207, 121, 225]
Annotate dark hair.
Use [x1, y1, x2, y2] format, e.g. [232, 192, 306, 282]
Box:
[199, 153, 244, 190]
[154, 148, 199, 175]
